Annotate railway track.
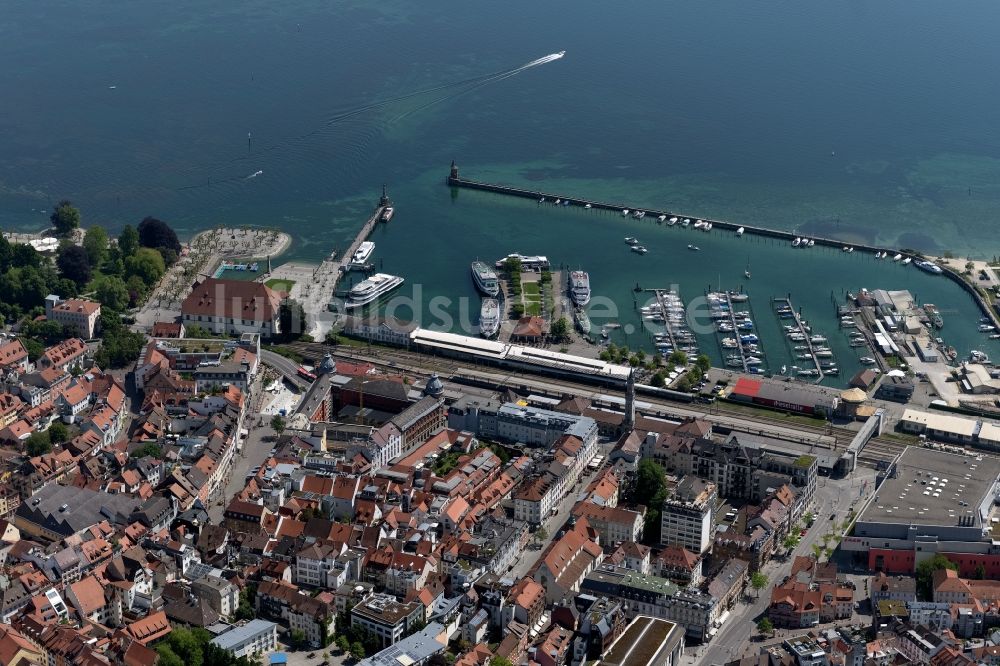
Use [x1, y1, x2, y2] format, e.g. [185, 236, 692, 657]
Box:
[274, 340, 851, 442]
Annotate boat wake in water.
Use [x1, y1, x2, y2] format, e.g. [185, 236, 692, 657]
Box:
[173, 51, 565, 191]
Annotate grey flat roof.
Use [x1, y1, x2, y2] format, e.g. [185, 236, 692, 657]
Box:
[859, 447, 1000, 528]
[210, 619, 276, 650]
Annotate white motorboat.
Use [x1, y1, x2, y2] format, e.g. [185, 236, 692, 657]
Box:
[631, 245, 648, 254]
[893, 253, 902, 261]
[622, 209, 630, 217]
[687, 244, 700, 251]
[668, 217, 678, 225]
[792, 237, 801, 247]
[736, 226, 744, 236]
[658, 215, 666, 222]
[860, 356, 877, 365]
[625, 237, 638, 245]
[901, 257, 912, 265]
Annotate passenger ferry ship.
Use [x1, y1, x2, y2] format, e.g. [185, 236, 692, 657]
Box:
[479, 298, 501, 338]
[471, 261, 500, 297]
[568, 270, 591, 306]
[344, 273, 404, 309]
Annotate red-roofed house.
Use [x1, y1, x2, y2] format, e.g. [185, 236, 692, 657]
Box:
[66, 575, 119, 626]
[0, 339, 29, 374]
[125, 610, 172, 644]
[46, 298, 101, 339]
[532, 520, 604, 605]
[38, 338, 88, 373]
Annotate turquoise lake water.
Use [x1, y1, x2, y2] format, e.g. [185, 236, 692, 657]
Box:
[3, 1, 1000, 376]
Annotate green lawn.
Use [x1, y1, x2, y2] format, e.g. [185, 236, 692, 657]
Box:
[265, 278, 296, 293]
[522, 282, 540, 297]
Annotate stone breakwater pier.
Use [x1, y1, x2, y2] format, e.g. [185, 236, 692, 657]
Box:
[444, 161, 1000, 328]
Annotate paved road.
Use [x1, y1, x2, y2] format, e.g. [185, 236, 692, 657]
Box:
[691, 469, 875, 666]
[261, 349, 310, 391]
[508, 443, 616, 581]
[208, 408, 278, 524]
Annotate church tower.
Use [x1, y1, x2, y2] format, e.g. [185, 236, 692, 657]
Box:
[624, 368, 636, 430]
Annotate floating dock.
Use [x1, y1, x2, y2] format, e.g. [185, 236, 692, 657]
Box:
[773, 296, 824, 383]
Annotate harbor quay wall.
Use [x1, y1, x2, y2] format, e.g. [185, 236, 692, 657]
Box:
[446, 172, 998, 325]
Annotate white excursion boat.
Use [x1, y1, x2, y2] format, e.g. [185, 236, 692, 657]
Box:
[479, 298, 501, 338]
[344, 273, 404, 309]
[915, 260, 942, 274]
[351, 241, 375, 268]
[471, 260, 500, 297]
[569, 270, 592, 306]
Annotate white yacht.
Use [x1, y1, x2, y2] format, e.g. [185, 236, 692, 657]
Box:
[344, 273, 404, 309]
[568, 270, 591, 306]
[471, 261, 500, 297]
[479, 298, 501, 338]
[668, 217, 678, 225]
[351, 241, 375, 267]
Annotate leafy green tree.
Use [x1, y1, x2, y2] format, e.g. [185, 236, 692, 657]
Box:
[271, 415, 286, 435]
[130, 443, 163, 459]
[138, 216, 181, 253]
[783, 534, 801, 550]
[351, 642, 366, 660]
[290, 629, 307, 649]
[279, 299, 307, 339]
[696, 353, 711, 373]
[93, 309, 146, 369]
[750, 571, 768, 597]
[916, 553, 957, 600]
[534, 526, 548, 545]
[975, 563, 987, 580]
[19, 337, 44, 362]
[336, 636, 350, 653]
[125, 247, 166, 286]
[126, 274, 148, 305]
[550, 316, 570, 340]
[47, 421, 69, 444]
[95, 276, 130, 311]
[83, 226, 109, 266]
[756, 618, 773, 636]
[50, 200, 81, 236]
[668, 350, 688, 366]
[632, 459, 668, 544]
[155, 645, 185, 666]
[118, 225, 140, 256]
[56, 245, 92, 287]
[26, 431, 52, 456]
[650, 371, 666, 387]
